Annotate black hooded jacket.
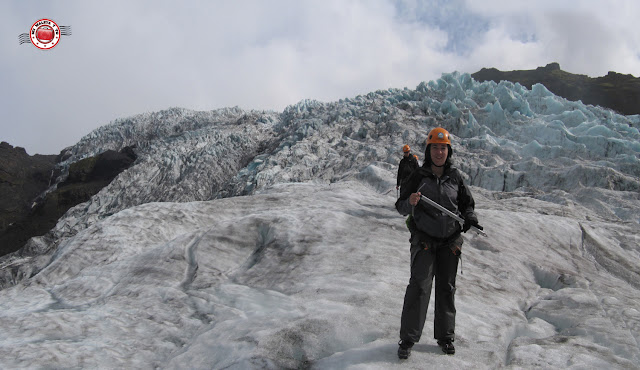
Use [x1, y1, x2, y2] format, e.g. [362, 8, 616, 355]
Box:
[397, 154, 419, 187]
[395, 164, 477, 240]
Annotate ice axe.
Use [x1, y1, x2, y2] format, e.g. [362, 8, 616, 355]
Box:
[419, 194, 487, 237]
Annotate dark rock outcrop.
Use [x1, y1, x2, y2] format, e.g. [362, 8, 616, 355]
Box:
[0, 146, 137, 257]
[471, 63, 640, 115]
[0, 142, 58, 236]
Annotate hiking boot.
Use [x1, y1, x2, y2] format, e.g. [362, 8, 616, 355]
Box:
[397, 340, 414, 359]
[437, 339, 455, 355]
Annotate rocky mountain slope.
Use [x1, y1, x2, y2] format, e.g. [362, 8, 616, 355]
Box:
[0, 146, 136, 256]
[0, 143, 57, 247]
[472, 63, 640, 115]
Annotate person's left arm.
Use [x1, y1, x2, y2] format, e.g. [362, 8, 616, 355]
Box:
[458, 179, 482, 232]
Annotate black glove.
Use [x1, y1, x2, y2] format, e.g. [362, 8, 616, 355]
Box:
[463, 218, 482, 233]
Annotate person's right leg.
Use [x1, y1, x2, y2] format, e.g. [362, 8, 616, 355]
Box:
[399, 246, 436, 344]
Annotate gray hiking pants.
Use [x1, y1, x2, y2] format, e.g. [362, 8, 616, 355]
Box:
[399, 236, 461, 343]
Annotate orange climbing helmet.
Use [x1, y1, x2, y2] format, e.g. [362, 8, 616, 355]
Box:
[425, 127, 453, 166]
[402, 144, 411, 153]
[426, 127, 451, 146]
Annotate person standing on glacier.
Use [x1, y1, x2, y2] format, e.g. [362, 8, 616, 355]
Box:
[395, 127, 482, 358]
[396, 144, 419, 191]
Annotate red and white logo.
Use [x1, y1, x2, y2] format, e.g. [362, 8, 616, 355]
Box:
[30, 19, 60, 49]
[19, 19, 71, 50]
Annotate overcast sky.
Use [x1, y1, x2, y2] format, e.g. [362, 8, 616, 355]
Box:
[2, 0, 640, 155]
